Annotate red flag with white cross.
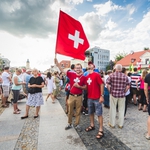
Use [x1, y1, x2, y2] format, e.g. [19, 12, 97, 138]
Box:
[55, 10, 90, 60]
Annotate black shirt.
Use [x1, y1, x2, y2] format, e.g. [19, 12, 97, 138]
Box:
[29, 76, 44, 93]
[145, 73, 150, 87]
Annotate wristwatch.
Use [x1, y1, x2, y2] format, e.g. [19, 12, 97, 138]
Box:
[101, 94, 104, 97]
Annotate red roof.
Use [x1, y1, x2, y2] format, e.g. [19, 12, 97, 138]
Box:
[116, 50, 150, 66]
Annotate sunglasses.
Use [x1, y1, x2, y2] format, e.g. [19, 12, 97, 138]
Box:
[87, 68, 92, 70]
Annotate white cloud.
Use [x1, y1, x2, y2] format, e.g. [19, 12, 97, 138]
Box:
[79, 12, 104, 41]
[105, 19, 117, 30]
[126, 4, 136, 15]
[69, 0, 84, 5]
[93, 1, 124, 16]
[128, 17, 133, 21]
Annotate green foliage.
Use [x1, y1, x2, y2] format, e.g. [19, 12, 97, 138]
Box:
[144, 47, 149, 50]
[114, 52, 127, 62]
[106, 65, 111, 71]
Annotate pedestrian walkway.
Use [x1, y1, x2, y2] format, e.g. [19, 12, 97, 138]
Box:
[0, 88, 86, 150]
[38, 97, 86, 150]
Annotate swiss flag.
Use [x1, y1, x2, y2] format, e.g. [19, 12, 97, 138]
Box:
[55, 10, 90, 60]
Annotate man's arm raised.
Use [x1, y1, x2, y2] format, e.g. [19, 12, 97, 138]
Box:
[54, 58, 67, 74]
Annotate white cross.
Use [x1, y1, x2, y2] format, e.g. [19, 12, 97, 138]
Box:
[74, 77, 80, 83]
[68, 30, 84, 49]
[87, 78, 92, 85]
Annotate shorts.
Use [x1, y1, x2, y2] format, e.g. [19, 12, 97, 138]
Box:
[2, 85, 10, 97]
[88, 99, 103, 116]
[131, 88, 140, 95]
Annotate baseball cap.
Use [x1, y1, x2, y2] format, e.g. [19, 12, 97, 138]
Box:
[88, 61, 95, 68]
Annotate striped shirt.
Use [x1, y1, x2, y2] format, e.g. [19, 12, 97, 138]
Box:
[106, 71, 130, 98]
[130, 73, 141, 88]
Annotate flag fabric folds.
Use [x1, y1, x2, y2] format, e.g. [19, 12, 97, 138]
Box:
[55, 10, 90, 60]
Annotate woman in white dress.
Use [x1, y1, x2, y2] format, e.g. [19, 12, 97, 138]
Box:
[45, 72, 55, 103]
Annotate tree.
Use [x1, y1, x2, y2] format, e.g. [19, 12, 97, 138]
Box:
[144, 47, 149, 50]
[114, 52, 127, 62]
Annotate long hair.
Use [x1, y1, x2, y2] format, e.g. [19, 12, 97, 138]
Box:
[141, 70, 148, 80]
[47, 72, 51, 79]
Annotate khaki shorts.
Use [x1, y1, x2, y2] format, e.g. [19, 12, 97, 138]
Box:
[53, 87, 59, 97]
[2, 85, 10, 97]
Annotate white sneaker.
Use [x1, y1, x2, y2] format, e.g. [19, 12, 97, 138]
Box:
[65, 124, 72, 130]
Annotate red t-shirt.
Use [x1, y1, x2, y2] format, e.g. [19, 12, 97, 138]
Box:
[86, 72, 103, 99]
[67, 71, 86, 94]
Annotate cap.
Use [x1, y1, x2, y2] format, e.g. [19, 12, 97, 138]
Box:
[88, 61, 95, 68]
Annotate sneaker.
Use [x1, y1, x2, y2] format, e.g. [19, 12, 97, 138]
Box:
[74, 125, 82, 132]
[65, 124, 72, 130]
[84, 110, 89, 115]
[118, 125, 123, 129]
[82, 111, 85, 115]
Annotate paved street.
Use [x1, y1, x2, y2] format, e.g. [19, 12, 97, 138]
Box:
[0, 87, 150, 150]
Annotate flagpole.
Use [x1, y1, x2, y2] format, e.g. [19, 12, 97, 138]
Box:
[55, 9, 61, 58]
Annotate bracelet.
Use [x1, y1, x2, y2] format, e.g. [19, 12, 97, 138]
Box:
[101, 94, 104, 97]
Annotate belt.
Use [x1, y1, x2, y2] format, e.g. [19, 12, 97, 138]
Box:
[70, 93, 82, 97]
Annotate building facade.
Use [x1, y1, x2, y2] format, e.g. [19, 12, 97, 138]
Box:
[85, 46, 110, 71]
[26, 59, 30, 69]
[116, 50, 150, 70]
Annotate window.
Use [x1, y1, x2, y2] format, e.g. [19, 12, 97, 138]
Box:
[145, 59, 149, 64]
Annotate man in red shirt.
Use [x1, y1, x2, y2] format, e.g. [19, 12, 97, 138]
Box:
[85, 62, 104, 139]
[54, 58, 86, 130]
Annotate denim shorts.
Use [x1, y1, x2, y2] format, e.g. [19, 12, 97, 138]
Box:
[88, 99, 103, 116]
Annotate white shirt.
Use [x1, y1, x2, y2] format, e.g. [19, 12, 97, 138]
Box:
[2, 71, 10, 86]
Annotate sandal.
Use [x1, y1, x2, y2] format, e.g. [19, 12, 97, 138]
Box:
[17, 109, 21, 111]
[2, 105, 9, 108]
[34, 115, 39, 118]
[96, 131, 104, 139]
[145, 134, 150, 140]
[85, 126, 95, 132]
[138, 108, 142, 111]
[143, 110, 147, 112]
[13, 111, 20, 114]
[21, 116, 28, 119]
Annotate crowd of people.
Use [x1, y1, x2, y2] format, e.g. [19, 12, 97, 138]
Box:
[0, 62, 150, 140]
[54, 59, 150, 140]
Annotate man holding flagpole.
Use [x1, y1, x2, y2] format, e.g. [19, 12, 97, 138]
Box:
[54, 10, 89, 130]
[55, 58, 86, 130]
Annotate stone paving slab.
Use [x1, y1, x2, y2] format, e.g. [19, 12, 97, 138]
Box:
[38, 97, 86, 150]
[0, 100, 26, 150]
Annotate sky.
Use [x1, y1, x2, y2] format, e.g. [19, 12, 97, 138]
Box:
[0, 0, 150, 71]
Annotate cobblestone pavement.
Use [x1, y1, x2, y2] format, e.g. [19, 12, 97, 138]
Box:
[14, 107, 39, 150]
[59, 92, 130, 150]
[0, 99, 6, 116]
[58, 91, 150, 150]
[102, 102, 150, 150]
